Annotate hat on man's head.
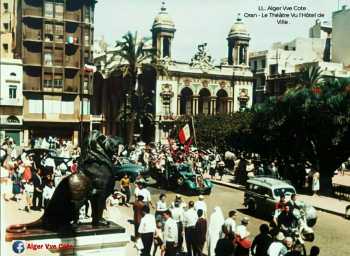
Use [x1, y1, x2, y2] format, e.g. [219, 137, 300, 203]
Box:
[199, 195, 204, 200]
[241, 217, 250, 224]
[276, 232, 285, 241]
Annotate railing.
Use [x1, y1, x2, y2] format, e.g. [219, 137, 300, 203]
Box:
[23, 76, 41, 91]
[0, 98, 23, 106]
[23, 8, 42, 17]
[23, 29, 42, 41]
[333, 183, 350, 202]
[23, 51, 42, 65]
[65, 12, 81, 22]
[65, 56, 80, 68]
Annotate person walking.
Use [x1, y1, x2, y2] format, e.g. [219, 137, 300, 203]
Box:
[251, 224, 273, 256]
[183, 201, 198, 256]
[171, 199, 185, 252]
[207, 206, 224, 256]
[153, 221, 165, 256]
[194, 195, 207, 217]
[193, 209, 207, 256]
[312, 171, 320, 196]
[155, 193, 168, 222]
[309, 246, 320, 256]
[163, 210, 178, 256]
[120, 174, 131, 204]
[224, 210, 237, 235]
[267, 232, 288, 256]
[215, 226, 235, 256]
[31, 169, 44, 210]
[133, 195, 145, 238]
[138, 205, 157, 256]
[138, 182, 154, 209]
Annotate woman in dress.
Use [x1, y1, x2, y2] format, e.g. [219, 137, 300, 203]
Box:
[208, 206, 225, 256]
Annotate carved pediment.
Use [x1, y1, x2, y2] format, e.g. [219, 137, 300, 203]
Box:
[190, 43, 214, 71]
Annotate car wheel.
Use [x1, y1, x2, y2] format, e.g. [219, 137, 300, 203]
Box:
[247, 200, 256, 212]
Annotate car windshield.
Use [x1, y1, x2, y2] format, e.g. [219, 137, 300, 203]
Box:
[274, 188, 296, 197]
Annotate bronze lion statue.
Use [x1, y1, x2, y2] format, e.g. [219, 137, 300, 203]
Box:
[7, 130, 122, 233]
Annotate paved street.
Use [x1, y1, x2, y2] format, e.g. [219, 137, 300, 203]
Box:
[3, 182, 350, 256]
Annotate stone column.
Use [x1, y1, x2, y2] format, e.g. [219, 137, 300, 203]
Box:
[237, 46, 240, 65]
[177, 96, 181, 115]
[23, 129, 29, 147]
[192, 97, 196, 115]
[211, 98, 217, 115]
[73, 130, 79, 147]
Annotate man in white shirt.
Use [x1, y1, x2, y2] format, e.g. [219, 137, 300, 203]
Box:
[183, 201, 198, 256]
[267, 232, 288, 256]
[194, 195, 207, 217]
[224, 210, 237, 234]
[138, 205, 156, 256]
[138, 183, 154, 209]
[236, 217, 250, 238]
[163, 210, 178, 256]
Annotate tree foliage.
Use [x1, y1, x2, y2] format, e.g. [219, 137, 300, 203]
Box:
[252, 67, 350, 192]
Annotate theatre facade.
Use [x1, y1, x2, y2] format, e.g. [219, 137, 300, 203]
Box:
[93, 4, 254, 143]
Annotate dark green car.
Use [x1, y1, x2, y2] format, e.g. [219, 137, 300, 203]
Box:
[112, 158, 148, 181]
[152, 162, 213, 195]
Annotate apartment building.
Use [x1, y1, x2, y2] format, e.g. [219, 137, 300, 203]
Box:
[15, 0, 97, 146]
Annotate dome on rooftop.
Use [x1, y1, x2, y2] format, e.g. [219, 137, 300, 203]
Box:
[152, 2, 175, 30]
[228, 16, 249, 38]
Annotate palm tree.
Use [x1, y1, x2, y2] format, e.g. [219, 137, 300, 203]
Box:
[114, 31, 164, 144]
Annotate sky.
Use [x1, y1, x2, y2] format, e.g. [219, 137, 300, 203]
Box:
[94, 0, 349, 63]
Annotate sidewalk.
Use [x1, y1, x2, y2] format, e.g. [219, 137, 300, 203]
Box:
[209, 173, 350, 217]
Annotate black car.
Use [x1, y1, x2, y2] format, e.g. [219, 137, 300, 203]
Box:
[151, 162, 212, 195]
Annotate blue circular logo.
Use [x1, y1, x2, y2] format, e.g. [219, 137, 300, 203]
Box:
[12, 241, 25, 254]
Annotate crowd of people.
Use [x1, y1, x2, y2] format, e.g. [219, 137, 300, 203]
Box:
[0, 137, 79, 213]
[129, 180, 320, 256]
[0, 136, 328, 256]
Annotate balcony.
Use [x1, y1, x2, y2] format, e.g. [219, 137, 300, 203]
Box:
[23, 74, 41, 91]
[23, 7, 42, 18]
[23, 29, 42, 41]
[64, 77, 80, 93]
[23, 51, 42, 66]
[0, 98, 23, 107]
[65, 56, 80, 69]
[65, 11, 81, 22]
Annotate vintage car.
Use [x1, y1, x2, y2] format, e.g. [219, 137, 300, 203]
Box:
[152, 162, 213, 195]
[112, 157, 148, 181]
[244, 177, 317, 227]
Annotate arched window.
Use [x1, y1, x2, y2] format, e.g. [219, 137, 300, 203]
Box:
[180, 87, 193, 115]
[216, 89, 228, 114]
[10, 72, 17, 76]
[198, 88, 211, 115]
[7, 115, 20, 124]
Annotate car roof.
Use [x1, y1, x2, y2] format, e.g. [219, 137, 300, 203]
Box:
[247, 177, 295, 190]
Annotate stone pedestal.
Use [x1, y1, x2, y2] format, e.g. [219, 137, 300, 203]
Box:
[5, 222, 130, 256]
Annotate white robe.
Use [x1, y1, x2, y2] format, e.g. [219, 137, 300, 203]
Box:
[208, 206, 224, 256]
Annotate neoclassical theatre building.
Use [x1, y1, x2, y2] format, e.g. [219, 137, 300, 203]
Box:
[93, 4, 254, 143]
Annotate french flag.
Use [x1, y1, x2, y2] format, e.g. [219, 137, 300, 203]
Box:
[178, 124, 191, 144]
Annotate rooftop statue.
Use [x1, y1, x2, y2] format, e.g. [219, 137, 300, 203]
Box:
[190, 43, 214, 71]
[7, 130, 122, 233]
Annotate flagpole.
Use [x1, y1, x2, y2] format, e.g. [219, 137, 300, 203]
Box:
[191, 116, 197, 146]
